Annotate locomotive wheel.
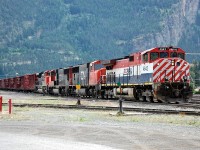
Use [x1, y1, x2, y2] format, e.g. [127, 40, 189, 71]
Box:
[149, 96, 154, 103]
[142, 96, 147, 102]
[91, 89, 95, 98]
[101, 90, 105, 99]
[134, 94, 139, 101]
[175, 101, 180, 104]
[184, 98, 191, 103]
[133, 88, 139, 101]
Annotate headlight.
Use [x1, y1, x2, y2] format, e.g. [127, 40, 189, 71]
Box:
[165, 85, 169, 89]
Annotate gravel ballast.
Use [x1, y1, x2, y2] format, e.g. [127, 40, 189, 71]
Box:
[0, 90, 200, 150]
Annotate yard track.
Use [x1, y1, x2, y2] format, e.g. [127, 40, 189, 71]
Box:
[1, 91, 200, 116]
[3, 102, 200, 116]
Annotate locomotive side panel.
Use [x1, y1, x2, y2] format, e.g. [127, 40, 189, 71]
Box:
[72, 66, 79, 85]
[105, 60, 153, 85]
[89, 60, 106, 86]
[58, 69, 65, 87]
[68, 67, 73, 85]
[79, 63, 89, 86]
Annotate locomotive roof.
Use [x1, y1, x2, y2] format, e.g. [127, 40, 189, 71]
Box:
[140, 46, 184, 55]
[140, 48, 154, 55]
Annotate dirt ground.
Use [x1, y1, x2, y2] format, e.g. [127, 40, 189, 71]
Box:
[0, 91, 200, 150]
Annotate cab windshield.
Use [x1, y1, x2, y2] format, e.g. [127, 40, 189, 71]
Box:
[150, 52, 159, 61]
[143, 51, 185, 62]
[170, 52, 177, 57]
[171, 52, 185, 59]
[160, 52, 168, 58]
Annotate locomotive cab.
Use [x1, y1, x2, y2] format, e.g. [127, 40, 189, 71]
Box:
[88, 60, 106, 97]
[42, 70, 57, 94]
[142, 47, 185, 63]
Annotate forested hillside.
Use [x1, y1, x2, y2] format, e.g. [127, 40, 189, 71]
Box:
[0, 0, 200, 77]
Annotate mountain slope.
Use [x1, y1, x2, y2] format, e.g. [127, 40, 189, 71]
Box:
[0, 0, 199, 77]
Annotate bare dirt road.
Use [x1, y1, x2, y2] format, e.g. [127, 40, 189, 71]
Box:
[0, 91, 200, 150]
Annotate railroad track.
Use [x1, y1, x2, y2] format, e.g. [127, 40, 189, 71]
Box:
[92, 97, 200, 110]
[2, 103, 200, 116]
[1, 91, 200, 115]
[191, 94, 200, 102]
[82, 94, 200, 109]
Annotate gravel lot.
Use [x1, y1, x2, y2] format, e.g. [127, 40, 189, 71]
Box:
[0, 90, 200, 150]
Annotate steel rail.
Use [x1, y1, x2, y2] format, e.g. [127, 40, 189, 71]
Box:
[2, 103, 200, 116]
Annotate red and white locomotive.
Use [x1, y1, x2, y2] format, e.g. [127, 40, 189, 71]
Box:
[0, 46, 193, 103]
[100, 46, 192, 103]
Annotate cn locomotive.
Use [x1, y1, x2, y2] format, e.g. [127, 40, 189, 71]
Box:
[0, 46, 193, 103]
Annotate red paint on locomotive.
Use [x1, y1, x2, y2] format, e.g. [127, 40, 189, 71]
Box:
[89, 60, 106, 85]
[44, 70, 56, 86]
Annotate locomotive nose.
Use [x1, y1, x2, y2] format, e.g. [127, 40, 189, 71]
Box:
[153, 58, 190, 83]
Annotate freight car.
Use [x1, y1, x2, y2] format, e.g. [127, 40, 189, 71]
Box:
[100, 46, 193, 103]
[0, 74, 37, 92]
[0, 46, 193, 103]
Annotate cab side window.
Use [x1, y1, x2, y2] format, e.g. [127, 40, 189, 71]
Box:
[143, 53, 148, 62]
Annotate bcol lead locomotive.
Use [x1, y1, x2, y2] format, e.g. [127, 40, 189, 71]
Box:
[0, 46, 193, 103]
[101, 46, 192, 103]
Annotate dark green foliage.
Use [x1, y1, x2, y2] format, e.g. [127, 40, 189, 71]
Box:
[0, 0, 199, 77]
[190, 61, 200, 87]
